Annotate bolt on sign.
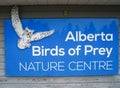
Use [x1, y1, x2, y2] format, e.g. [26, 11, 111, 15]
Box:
[4, 7, 118, 76]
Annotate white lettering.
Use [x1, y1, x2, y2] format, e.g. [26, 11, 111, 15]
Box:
[84, 45, 112, 58]
[65, 31, 113, 42]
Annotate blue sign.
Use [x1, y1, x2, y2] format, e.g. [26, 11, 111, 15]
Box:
[5, 18, 118, 76]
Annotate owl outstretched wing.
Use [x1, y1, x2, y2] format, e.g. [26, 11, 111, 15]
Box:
[11, 6, 24, 38]
[31, 29, 55, 42]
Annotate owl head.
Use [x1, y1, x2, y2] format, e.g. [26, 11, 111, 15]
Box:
[24, 27, 34, 38]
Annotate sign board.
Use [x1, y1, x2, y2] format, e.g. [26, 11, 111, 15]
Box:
[5, 18, 118, 76]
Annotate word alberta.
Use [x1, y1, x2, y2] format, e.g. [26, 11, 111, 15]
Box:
[65, 31, 113, 42]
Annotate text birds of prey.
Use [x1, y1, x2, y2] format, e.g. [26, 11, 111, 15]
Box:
[11, 6, 55, 49]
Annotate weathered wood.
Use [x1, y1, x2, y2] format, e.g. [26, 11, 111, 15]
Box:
[0, 70, 5, 77]
[20, 5, 120, 12]
[119, 33, 120, 39]
[0, 28, 4, 34]
[0, 55, 4, 62]
[0, 48, 4, 55]
[20, 11, 120, 18]
[0, 11, 10, 19]
[0, 5, 120, 88]
[1, 6, 120, 18]
[0, 19, 4, 26]
[0, 82, 120, 88]
[0, 76, 120, 84]
[0, 42, 4, 48]
[0, 34, 4, 41]
[0, 63, 5, 69]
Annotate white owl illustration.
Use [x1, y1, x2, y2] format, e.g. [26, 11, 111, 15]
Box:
[11, 6, 55, 49]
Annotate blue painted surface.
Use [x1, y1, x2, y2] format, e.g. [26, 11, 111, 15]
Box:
[4, 18, 118, 76]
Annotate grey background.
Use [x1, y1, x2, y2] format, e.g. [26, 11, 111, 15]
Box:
[0, 0, 119, 5]
[0, 5, 120, 88]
